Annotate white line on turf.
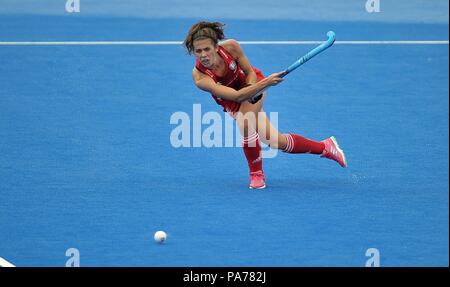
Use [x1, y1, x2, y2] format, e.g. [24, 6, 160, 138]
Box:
[0, 40, 448, 46]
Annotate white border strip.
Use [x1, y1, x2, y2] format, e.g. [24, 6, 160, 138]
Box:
[0, 257, 16, 267]
[0, 40, 448, 46]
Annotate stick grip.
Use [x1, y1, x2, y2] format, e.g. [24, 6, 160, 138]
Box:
[281, 31, 336, 78]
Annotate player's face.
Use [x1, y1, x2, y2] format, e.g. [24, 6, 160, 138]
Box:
[193, 38, 218, 69]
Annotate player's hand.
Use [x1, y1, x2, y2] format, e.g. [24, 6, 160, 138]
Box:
[266, 71, 285, 86]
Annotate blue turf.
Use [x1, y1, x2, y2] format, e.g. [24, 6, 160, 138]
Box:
[0, 15, 448, 266]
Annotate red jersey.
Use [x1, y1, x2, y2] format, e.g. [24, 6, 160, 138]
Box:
[195, 45, 265, 114]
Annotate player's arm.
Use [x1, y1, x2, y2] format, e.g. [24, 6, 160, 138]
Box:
[222, 39, 268, 103]
[222, 39, 257, 85]
[193, 68, 283, 103]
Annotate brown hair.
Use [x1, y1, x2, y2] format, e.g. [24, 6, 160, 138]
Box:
[183, 21, 225, 54]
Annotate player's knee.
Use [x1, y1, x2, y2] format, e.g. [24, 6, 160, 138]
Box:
[261, 136, 280, 150]
[273, 134, 288, 150]
[236, 114, 257, 132]
[268, 142, 280, 149]
[236, 119, 248, 134]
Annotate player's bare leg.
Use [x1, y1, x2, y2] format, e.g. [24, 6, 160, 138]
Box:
[255, 103, 347, 167]
[253, 108, 287, 150]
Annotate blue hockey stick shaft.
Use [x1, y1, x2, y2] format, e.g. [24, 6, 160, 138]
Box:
[281, 31, 336, 78]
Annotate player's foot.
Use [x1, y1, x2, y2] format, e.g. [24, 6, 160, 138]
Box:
[249, 170, 266, 189]
[321, 136, 347, 168]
